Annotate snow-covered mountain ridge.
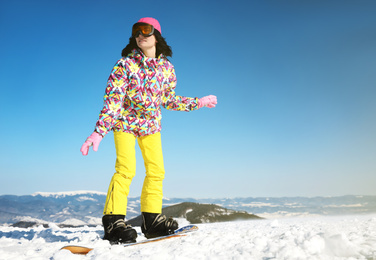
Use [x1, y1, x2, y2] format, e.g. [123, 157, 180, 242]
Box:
[1, 192, 375, 226]
[31, 191, 107, 198]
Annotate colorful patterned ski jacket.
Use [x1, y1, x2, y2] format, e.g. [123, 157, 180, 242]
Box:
[95, 49, 199, 137]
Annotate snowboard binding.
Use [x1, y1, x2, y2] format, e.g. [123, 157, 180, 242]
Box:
[102, 215, 137, 244]
[141, 212, 179, 239]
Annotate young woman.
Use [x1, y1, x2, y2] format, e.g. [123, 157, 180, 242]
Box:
[80, 17, 217, 244]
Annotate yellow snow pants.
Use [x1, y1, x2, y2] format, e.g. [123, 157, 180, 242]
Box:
[103, 131, 165, 216]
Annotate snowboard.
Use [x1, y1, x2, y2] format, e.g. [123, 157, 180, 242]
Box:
[61, 224, 198, 255]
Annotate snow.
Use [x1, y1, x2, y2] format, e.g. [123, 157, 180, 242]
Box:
[1, 215, 376, 260]
[76, 196, 98, 202]
[324, 204, 363, 208]
[60, 219, 87, 226]
[241, 202, 280, 208]
[32, 191, 107, 198]
[258, 211, 323, 219]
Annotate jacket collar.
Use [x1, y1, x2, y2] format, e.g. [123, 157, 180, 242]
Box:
[131, 48, 165, 67]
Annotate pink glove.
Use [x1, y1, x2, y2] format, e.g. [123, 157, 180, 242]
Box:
[198, 95, 217, 108]
[80, 132, 103, 156]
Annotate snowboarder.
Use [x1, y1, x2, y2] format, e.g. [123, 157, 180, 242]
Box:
[80, 17, 217, 244]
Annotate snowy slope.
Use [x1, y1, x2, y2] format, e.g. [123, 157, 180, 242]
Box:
[0, 215, 375, 260]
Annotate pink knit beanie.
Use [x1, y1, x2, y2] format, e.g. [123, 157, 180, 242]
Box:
[137, 17, 162, 35]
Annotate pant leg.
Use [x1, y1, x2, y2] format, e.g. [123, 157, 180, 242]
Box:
[138, 132, 165, 214]
[103, 131, 136, 215]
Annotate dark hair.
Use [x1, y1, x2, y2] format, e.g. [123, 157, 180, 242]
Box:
[121, 30, 173, 58]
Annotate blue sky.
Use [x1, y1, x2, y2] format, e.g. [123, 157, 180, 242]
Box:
[1, 0, 375, 198]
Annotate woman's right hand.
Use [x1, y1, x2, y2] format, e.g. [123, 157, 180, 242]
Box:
[80, 132, 103, 156]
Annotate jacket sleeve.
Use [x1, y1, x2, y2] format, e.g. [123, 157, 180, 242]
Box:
[95, 60, 128, 136]
[161, 65, 199, 112]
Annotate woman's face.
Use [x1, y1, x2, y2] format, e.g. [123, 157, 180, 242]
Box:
[136, 34, 157, 52]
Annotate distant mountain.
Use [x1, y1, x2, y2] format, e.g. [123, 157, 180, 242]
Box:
[162, 202, 262, 223]
[126, 202, 261, 227]
[0, 191, 107, 226]
[1, 192, 375, 227]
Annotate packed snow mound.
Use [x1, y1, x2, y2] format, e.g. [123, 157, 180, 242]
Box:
[0, 215, 375, 259]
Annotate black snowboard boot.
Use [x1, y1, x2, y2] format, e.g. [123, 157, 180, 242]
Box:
[102, 215, 137, 244]
[141, 212, 179, 239]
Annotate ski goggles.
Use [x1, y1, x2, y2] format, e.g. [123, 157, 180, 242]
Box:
[132, 22, 154, 37]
